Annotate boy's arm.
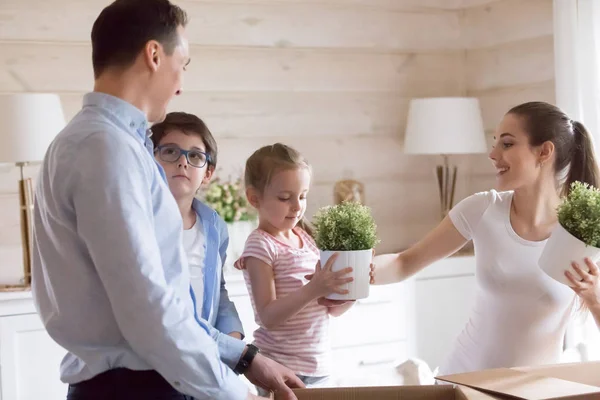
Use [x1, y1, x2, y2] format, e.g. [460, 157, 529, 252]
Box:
[216, 270, 245, 338]
[214, 220, 245, 338]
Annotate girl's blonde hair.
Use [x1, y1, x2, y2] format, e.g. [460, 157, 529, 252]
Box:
[245, 143, 314, 236]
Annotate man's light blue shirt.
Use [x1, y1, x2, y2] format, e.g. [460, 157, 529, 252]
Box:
[31, 92, 248, 400]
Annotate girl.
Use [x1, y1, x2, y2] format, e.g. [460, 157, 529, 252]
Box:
[374, 102, 600, 376]
[151, 111, 244, 339]
[235, 143, 355, 396]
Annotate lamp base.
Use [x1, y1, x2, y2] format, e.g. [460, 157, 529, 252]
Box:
[436, 155, 458, 220]
[0, 163, 34, 292]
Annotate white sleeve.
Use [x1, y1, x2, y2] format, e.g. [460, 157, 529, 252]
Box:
[448, 191, 495, 240]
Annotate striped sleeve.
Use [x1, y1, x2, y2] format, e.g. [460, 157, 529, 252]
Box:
[241, 230, 276, 267]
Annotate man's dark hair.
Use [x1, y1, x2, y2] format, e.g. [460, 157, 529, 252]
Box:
[91, 0, 188, 79]
[151, 112, 218, 170]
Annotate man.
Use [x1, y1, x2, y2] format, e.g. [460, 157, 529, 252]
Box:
[31, 1, 303, 399]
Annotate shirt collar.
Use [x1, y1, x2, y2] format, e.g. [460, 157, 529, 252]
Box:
[83, 92, 150, 142]
[192, 198, 216, 226]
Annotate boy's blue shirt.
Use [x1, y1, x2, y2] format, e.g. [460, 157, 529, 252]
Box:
[192, 198, 244, 337]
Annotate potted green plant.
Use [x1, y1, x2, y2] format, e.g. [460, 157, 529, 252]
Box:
[312, 200, 379, 300]
[539, 181, 600, 286]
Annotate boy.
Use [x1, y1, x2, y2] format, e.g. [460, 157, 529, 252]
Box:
[151, 112, 244, 339]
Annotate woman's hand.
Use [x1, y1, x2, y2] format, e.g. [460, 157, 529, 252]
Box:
[565, 258, 600, 307]
[369, 248, 376, 284]
[369, 261, 375, 284]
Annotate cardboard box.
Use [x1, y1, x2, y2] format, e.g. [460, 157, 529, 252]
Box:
[276, 361, 600, 400]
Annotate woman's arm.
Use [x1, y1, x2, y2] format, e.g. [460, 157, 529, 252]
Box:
[373, 216, 468, 285]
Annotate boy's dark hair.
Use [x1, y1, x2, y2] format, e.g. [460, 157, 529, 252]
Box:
[151, 112, 218, 170]
[91, 0, 188, 79]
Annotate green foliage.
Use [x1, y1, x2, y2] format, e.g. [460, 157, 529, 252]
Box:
[202, 177, 255, 223]
[312, 201, 379, 251]
[557, 181, 600, 248]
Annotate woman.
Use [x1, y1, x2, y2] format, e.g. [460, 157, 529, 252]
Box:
[373, 102, 600, 376]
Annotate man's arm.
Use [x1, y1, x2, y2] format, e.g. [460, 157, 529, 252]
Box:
[71, 132, 247, 400]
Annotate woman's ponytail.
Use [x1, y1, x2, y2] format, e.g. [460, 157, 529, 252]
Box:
[564, 120, 600, 196]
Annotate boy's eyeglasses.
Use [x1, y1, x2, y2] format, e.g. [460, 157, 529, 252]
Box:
[154, 144, 210, 168]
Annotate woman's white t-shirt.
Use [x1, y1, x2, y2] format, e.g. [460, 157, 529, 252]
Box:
[183, 219, 206, 313]
[439, 190, 577, 375]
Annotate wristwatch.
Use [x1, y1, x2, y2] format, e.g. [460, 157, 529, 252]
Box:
[234, 344, 260, 375]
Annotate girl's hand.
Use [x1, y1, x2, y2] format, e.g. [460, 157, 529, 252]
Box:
[565, 258, 600, 307]
[308, 252, 354, 298]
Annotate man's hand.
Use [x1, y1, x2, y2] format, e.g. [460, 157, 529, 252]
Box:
[244, 353, 305, 400]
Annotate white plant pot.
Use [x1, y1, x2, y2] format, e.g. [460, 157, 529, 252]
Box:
[538, 223, 600, 286]
[320, 249, 372, 300]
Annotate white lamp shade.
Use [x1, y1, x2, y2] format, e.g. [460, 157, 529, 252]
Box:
[0, 93, 66, 163]
[404, 97, 487, 155]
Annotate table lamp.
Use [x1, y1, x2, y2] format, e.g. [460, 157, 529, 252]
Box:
[0, 93, 65, 290]
[404, 97, 487, 219]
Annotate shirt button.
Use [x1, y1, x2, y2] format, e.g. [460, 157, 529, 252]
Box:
[129, 122, 135, 128]
[173, 381, 181, 386]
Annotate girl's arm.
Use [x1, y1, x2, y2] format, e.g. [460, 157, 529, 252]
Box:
[373, 216, 468, 285]
[326, 301, 355, 317]
[245, 254, 352, 329]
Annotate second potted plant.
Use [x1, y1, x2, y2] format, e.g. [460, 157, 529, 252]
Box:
[538, 181, 600, 286]
[312, 200, 379, 300]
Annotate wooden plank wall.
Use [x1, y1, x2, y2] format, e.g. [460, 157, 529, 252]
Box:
[462, 0, 555, 192]
[0, 0, 550, 282]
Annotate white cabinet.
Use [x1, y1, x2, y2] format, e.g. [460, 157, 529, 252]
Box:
[226, 268, 411, 387]
[0, 314, 67, 400]
[410, 255, 477, 372]
[0, 255, 476, 398]
[0, 293, 67, 400]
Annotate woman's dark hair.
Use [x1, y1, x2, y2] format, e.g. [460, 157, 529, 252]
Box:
[508, 101, 600, 196]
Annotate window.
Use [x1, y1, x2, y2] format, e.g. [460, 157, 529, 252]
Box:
[554, 0, 600, 362]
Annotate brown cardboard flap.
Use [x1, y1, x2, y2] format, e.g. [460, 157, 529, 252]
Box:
[280, 385, 460, 400]
[437, 367, 600, 399]
[513, 361, 600, 388]
[455, 386, 506, 400]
